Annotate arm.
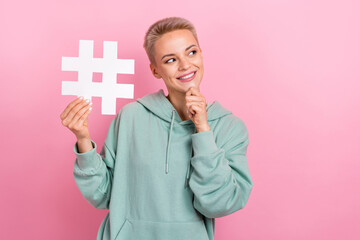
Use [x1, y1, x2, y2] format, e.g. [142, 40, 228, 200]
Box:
[72, 111, 121, 209]
[189, 118, 253, 218]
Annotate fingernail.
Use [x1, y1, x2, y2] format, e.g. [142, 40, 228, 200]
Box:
[88, 102, 93, 106]
[89, 107, 92, 111]
[85, 99, 90, 103]
[78, 96, 83, 100]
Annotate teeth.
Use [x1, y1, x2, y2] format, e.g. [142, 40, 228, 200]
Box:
[179, 72, 195, 80]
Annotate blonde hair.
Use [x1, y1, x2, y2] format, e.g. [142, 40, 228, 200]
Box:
[143, 16, 200, 66]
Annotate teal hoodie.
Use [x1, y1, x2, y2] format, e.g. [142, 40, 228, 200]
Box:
[73, 89, 253, 240]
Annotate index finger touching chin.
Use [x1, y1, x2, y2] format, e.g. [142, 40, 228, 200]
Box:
[188, 87, 200, 96]
[186, 88, 194, 96]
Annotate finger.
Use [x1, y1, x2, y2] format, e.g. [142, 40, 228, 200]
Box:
[187, 102, 195, 115]
[185, 95, 204, 102]
[189, 107, 195, 115]
[189, 87, 202, 96]
[187, 101, 206, 113]
[73, 106, 92, 130]
[62, 99, 92, 126]
[186, 109, 193, 119]
[190, 104, 204, 114]
[186, 87, 199, 96]
[188, 103, 198, 115]
[186, 88, 193, 97]
[68, 105, 91, 130]
[191, 101, 207, 113]
[72, 103, 92, 125]
[60, 96, 84, 120]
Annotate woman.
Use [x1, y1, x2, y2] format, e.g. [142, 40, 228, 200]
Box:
[60, 17, 253, 240]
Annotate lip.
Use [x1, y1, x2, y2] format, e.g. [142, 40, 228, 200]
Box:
[177, 71, 196, 79]
[176, 71, 197, 82]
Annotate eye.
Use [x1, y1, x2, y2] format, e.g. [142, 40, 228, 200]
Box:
[165, 58, 175, 64]
[164, 50, 197, 64]
[189, 50, 197, 55]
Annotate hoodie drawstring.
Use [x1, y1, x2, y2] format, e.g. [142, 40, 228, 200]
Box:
[165, 109, 195, 189]
[165, 109, 176, 174]
[185, 127, 197, 188]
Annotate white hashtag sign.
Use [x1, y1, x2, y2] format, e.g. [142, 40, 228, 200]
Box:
[61, 40, 135, 115]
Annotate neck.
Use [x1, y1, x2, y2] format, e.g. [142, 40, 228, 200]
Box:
[166, 90, 190, 121]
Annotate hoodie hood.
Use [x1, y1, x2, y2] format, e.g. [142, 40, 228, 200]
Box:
[136, 89, 232, 187]
[136, 89, 232, 124]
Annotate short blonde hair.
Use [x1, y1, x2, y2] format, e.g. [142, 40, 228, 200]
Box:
[143, 16, 200, 66]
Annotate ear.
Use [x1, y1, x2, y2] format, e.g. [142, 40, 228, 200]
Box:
[150, 63, 162, 79]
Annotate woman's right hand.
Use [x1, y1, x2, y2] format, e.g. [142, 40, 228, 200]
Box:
[60, 96, 93, 140]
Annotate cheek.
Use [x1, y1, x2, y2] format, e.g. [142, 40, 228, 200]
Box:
[160, 67, 174, 77]
[194, 57, 203, 67]
[167, 67, 178, 78]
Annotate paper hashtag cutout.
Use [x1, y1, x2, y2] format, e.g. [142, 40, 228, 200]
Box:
[61, 40, 135, 115]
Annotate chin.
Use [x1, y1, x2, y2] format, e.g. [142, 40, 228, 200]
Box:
[183, 83, 200, 92]
[170, 76, 202, 93]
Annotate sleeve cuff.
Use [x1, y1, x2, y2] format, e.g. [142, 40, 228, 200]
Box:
[191, 130, 219, 155]
[73, 140, 100, 170]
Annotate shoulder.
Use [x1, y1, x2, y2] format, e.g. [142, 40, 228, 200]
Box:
[219, 114, 248, 136]
[214, 114, 249, 149]
[121, 101, 142, 113]
[108, 102, 143, 130]
[214, 114, 250, 156]
[114, 101, 145, 119]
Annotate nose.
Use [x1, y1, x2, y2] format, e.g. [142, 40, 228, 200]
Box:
[178, 57, 191, 71]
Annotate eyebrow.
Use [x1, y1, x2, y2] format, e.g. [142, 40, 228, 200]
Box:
[161, 44, 197, 61]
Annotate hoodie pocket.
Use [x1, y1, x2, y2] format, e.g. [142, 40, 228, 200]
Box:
[114, 218, 209, 240]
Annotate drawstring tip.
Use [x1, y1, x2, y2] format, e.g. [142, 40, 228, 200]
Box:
[166, 163, 168, 174]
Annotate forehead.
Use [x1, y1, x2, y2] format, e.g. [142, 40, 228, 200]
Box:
[154, 29, 197, 54]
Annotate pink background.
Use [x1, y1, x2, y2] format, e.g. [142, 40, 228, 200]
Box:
[1, 0, 359, 239]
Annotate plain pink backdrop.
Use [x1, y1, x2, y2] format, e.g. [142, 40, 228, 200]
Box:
[1, 0, 359, 239]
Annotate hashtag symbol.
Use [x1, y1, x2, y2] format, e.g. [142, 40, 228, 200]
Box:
[61, 40, 135, 115]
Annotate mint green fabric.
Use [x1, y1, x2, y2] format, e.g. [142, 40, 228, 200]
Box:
[73, 89, 253, 240]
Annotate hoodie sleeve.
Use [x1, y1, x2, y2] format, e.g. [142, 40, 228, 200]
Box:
[72, 111, 121, 210]
[189, 118, 253, 218]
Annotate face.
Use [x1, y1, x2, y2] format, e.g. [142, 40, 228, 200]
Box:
[150, 29, 204, 95]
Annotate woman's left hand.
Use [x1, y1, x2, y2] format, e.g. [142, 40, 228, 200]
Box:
[185, 87, 211, 132]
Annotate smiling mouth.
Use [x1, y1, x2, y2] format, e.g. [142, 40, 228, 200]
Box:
[176, 71, 197, 81]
